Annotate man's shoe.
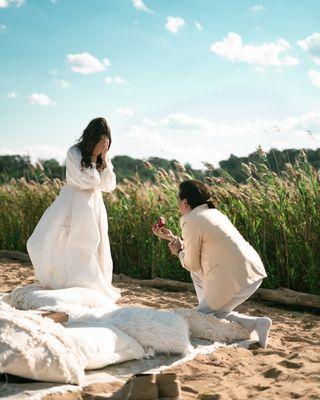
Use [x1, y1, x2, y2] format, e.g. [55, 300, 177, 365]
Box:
[110, 373, 159, 400]
[156, 372, 181, 399]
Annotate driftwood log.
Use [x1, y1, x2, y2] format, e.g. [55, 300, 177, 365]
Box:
[116, 275, 320, 310]
[0, 250, 31, 263]
[1, 251, 320, 310]
[253, 287, 320, 309]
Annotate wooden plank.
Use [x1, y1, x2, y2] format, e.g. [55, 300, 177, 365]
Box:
[32, 310, 69, 324]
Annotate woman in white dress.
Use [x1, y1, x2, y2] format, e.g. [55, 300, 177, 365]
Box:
[26, 117, 120, 301]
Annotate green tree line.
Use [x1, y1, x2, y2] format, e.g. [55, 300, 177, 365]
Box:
[1, 147, 320, 184]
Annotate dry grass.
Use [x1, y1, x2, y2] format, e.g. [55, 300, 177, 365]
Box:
[1, 151, 319, 294]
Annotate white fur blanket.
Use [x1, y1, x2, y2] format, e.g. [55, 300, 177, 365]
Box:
[0, 284, 252, 386]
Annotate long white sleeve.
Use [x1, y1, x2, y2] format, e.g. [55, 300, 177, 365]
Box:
[66, 146, 101, 190]
[66, 145, 117, 192]
[97, 153, 117, 193]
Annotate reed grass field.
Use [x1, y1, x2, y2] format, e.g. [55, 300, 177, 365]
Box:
[1, 149, 320, 295]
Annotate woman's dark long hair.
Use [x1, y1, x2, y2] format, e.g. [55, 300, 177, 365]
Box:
[76, 117, 112, 171]
[179, 180, 215, 209]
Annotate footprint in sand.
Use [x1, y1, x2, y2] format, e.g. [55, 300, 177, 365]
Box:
[252, 349, 288, 357]
[195, 393, 222, 400]
[182, 386, 198, 394]
[252, 384, 271, 391]
[262, 367, 283, 379]
[283, 335, 317, 345]
[278, 360, 303, 369]
[287, 352, 300, 360]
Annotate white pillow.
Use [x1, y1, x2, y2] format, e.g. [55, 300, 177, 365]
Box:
[64, 322, 145, 370]
[101, 307, 193, 355]
[3, 283, 118, 312]
[0, 301, 85, 384]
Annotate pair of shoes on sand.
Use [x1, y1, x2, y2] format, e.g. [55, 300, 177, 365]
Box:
[109, 372, 181, 400]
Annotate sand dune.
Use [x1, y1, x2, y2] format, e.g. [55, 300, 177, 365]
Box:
[1, 257, 319, 400]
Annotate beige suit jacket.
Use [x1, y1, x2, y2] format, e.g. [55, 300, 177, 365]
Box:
[179, 204, 267, 309]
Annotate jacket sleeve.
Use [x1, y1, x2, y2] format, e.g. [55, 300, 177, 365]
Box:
[179, 218, 202, 273]
[66, 146, 102, 190]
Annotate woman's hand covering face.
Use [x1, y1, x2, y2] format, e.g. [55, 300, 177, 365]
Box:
[93, 137, 109, 157]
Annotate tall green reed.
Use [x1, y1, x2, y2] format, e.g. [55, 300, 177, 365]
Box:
[0, 153, 319, 294]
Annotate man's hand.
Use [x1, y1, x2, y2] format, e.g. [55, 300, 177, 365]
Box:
[152, 225, 174, 241]
[168, 236, 183, 256]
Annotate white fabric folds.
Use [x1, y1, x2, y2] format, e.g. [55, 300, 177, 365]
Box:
[26, 144, 120, 300]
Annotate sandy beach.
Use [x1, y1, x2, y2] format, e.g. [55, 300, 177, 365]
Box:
[1, 256, 320, 400]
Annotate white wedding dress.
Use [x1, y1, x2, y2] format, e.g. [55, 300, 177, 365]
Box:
[26, 144, 120, 301]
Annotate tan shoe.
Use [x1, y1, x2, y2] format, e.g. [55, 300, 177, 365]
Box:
[156, 372, 181, 399]
[109, 373, 159, 400]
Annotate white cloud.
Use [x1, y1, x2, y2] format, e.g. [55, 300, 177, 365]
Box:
[5, 91, 17, 98]
[297, 33, 320, 65]
[110, 108, 320, 168]
[4, 110, 319, 171]
[308, 70, 320, 89]
[210, 32, 299, 67]
[132, 0, 154, 13]
[0, 144, 66, 164]
[0, 0, 24, 8]
[142, 117, 156, 127]
[194, 21, 203, 31]
[115, 76, 128, 84]
[67, 52, 110, 74]
[28, 93, 56, 106]
[270, 140, 291, 150]
[55, 79, 70, 88]
[125, 125, 162, 145]
[249, 4, 265, 12]
[117, 107, 135, 117]
[105, 76, 128, 85]
[162, 113, 215, 134]
[165, 16, 185, 34]
[246, 109, 320, 139]
[274, 108, 320, 137]
[0, 24, 7, 33]
[158, 108, 320, 140]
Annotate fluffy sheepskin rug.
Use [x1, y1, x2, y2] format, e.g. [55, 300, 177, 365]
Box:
[174, 308, 251, 343]
[2, 284, 251, 359]
[75, 307, 194, 356]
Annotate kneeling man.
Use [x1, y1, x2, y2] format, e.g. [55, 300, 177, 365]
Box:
[153, 180, 272, 348]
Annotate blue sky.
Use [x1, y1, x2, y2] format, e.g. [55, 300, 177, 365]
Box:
[1, 0, 320, 168]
